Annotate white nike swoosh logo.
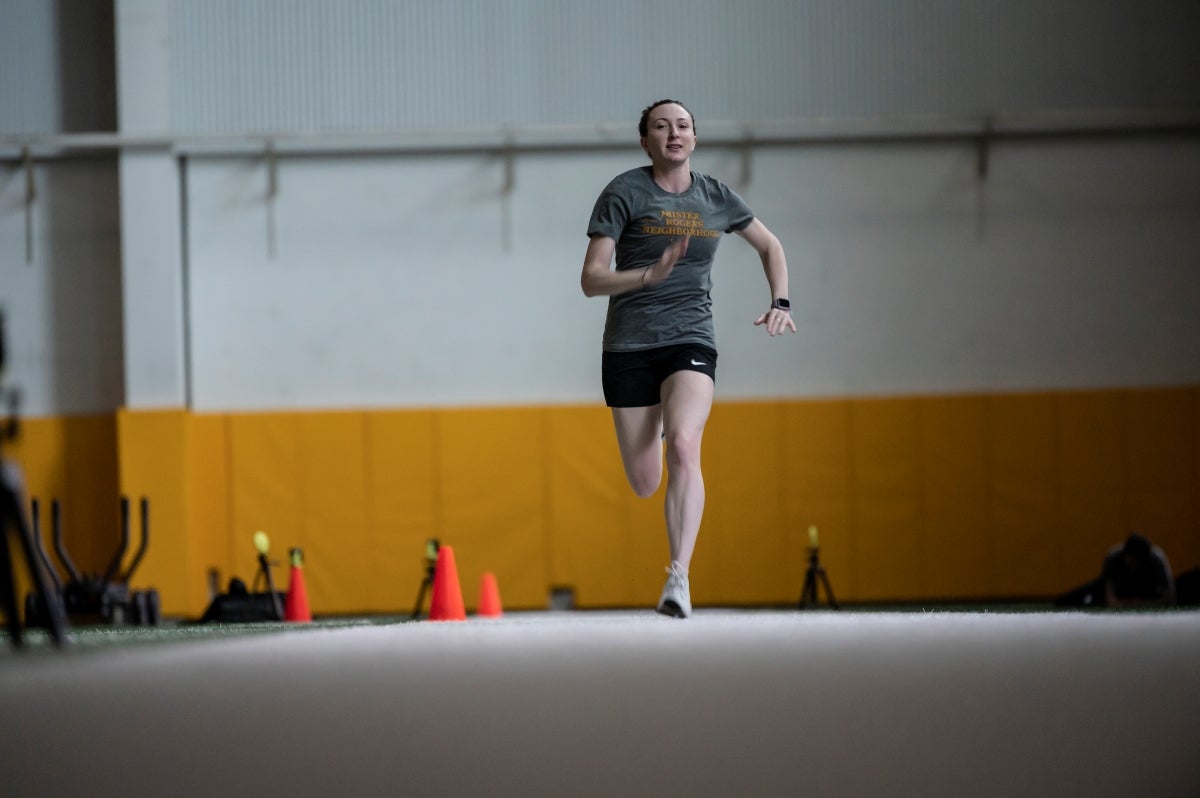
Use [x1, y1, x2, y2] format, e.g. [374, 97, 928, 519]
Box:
[690, 359, 707, 366]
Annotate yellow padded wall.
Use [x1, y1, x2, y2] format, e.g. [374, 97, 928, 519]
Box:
[226, 412, 303, 603]
[545, 405, 644, 608]
[1193, 388, 1200, 570]
[225, 412, 378, 616]
[186, 413, 231, 613]
[1193, 387, 1200, 570]
[918, 396, 990, 600]
[220, 408, 556, 615]
[436, 408, 550, 610]
[987, 394, 1060, 597]
[61, 417, 121, 572]
[9, 417, 70, 504]
[782, 400, 852, 605]
[1123, 389, 1197, 571]
[848, 398, 922, 601]
[702, 402, 789, 604]
[294, 412, 370, 615]
[6, 415, 118, 607]
[364, 411, 438, 612]
[5, 417, 63, 610]
[27, 416, 119, 574]
[79, 386, 1195, 619]
[1056, 392, 1125, 587]
[116, 410, 190, 614]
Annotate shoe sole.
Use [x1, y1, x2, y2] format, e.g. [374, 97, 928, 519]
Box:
[656, 601, 688, 619]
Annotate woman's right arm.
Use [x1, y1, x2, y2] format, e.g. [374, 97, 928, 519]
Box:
[580, 235, 688, 297]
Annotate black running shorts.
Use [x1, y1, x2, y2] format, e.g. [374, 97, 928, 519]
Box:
[601, 343, 718, 408]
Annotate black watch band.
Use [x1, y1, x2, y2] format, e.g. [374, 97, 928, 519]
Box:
[771, 298, 791, 312]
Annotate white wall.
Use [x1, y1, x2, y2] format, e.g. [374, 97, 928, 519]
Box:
[0, 0, 58, 135]
[0, 158, 124, 415]
[182, 137, 1200, 410]
[0, 0, 115, 135]
[3, 0, 1199, 416]
[0, 0, 120, 416]
[165, 0, 1200, 132]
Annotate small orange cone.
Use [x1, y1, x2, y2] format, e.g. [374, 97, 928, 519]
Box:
[284, 547, 312, 623]
[477, 572, 503, 618]
[428, 545, 466, 621]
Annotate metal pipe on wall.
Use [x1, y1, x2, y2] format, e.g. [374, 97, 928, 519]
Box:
[2, 108, 1198, 161]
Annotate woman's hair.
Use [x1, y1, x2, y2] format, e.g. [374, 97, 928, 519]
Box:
[638, 99, 694, 138]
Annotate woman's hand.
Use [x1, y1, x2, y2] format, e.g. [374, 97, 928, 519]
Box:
[642, 236, 689, 288]
[754, 305, 796, 336]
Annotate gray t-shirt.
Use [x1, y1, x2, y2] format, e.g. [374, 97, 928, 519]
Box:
[587, 166, 753, 352]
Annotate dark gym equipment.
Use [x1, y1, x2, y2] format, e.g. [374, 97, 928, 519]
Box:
[25, 495, 162, 627]
[0, 309, 70, 647]
[197, 577, 285, 623]
[2, 455, 72, 646]
[197, 532, 285, 623]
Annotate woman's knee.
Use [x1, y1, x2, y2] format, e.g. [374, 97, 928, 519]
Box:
[626, 459, 662, 498]
[663, 429, 702, 470]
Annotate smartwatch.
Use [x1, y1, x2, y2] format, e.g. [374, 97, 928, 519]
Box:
[771, 298, 791, 312]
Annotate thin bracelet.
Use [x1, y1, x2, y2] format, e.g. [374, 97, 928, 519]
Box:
[641, 267, 649, 285]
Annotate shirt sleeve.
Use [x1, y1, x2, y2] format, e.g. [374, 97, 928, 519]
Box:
[587, 185, 630, 240]
[722, 183, 754, 233]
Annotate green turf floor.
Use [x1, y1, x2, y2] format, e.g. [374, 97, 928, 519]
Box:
[7, 601, 1192, 657]
[0, 615, 412, 657]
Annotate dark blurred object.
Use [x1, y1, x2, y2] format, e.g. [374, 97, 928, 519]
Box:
[410, 537, 440, 619]
[1, 309, 71, 647]
[24, 496, 161, 628]
[1101, 533, 1175, 607]
[198, 577, 284, 623]
[1056, 532, 1176, 609]
[1173, 567, 1200, 606]
[0, 307, 16, 443]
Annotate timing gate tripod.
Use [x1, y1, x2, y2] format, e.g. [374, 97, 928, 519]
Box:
[798, 526, 839, 610]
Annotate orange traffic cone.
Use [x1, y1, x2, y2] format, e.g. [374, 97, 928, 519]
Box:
[428, 545, 466, 621]
[477, 572, 503, 618]
[284, 547, 312, 622]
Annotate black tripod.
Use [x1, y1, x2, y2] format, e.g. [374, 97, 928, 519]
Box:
[798, 527, 839, 610]
[251, 532, 285, 621]
[0, 312, 70, 647]
[410, 538, 440, 619]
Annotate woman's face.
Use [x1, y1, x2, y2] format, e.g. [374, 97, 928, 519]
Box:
[641, 103, 695, 166]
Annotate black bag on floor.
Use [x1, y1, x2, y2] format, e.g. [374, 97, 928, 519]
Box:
[1174, 567, 1200, 606]
[198, 577, 285, 623]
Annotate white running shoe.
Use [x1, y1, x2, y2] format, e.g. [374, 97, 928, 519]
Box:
[656, 561, 692, 618]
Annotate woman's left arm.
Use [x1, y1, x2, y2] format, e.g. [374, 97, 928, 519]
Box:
[736, 218, 796, 336]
